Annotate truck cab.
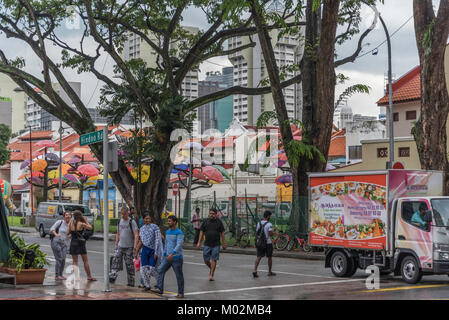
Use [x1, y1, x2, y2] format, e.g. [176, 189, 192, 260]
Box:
[391, 196, 449, 282]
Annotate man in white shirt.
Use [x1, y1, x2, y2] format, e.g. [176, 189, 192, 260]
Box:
[253, 210, 275, 278]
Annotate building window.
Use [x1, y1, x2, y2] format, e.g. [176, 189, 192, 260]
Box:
[393, 112, 399, 121]
[377, 148, 388, 158]
[349, 146, 362, 160]
[399, 147, 410, 157]
[406, 110, 417, 120]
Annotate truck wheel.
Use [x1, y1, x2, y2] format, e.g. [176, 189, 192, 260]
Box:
[330, 251, 350, 277]
[346, 258, 358, 277]
[39, 225, 46, 238]
[401, 256, 422, 284]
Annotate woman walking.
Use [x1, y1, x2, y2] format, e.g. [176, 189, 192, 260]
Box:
[50, 210, 72, 280]
[135, 211, 163, 290]
[67, 210, 96, 281]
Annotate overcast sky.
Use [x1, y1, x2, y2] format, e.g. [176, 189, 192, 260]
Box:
[0, 1, 441, 118]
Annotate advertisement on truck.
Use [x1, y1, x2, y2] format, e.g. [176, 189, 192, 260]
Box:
[309, 173, 387, 250]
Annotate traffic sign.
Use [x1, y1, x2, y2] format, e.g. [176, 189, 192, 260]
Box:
[392, 161, 405, 169]
[79, 130, 104, 146]
[173, 183, 179, 196]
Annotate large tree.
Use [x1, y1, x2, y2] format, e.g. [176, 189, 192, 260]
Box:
[412, 0, 449, 191]
[247, 0, 376, 232]
[0, 0, 305, 223]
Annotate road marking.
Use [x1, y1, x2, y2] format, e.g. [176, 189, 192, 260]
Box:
[184, 278, 365, 296]
[356, 283, 449, 293]
[257, 269, 336, 279]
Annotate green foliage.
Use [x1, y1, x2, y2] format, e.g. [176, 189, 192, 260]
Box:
[0, 124, 10, 166]
[4, 233, 49, 272]
[335, 84, 371, 109]
[422, 18, 436, 57]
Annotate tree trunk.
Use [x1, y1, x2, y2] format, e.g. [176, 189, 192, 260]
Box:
[413, 0, 449, 193]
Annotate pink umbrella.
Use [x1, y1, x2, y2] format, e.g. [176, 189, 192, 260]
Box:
[77, 164, 99, 177]
[34, 140, 56, 148]
[202, 166, 224, 183]
[193, 168, 208, 181]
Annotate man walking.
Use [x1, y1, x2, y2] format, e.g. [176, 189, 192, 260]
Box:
[253, 210, 276, 278]
[196, 208, 226, 281]
[151, 215, 184, 298]
[191, 207, 201, 245]
[109, 206, 139, 287]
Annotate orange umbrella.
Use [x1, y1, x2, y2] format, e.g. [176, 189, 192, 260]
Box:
[32, 159, 47, 172]
[73, 147, 92, 155]
[18, 173, 30, 180]
[58, 163, 71, 175]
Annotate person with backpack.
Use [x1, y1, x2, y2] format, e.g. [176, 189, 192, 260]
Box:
[196, 208, 226, 281]
[253, 210, 276, 278]
[50, 210, 72, 280]
[109, 206, 138, 287]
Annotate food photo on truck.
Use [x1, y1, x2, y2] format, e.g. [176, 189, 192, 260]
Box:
[308, 169, 449, 284]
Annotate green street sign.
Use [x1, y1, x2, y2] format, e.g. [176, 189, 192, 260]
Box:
[79, 130, 104, 146]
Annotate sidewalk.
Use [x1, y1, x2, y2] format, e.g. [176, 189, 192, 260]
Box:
[0, 278, 163, 300]
[9, 226, 325, 261]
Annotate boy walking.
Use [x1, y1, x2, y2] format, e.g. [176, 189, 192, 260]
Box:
[151, 215, 184, 298]
[109, 206, 139, 286]
[253, 210, 276, 278]
[196, 208, 226, 281]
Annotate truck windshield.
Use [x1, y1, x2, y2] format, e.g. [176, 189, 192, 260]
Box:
[431, 199, 449, 227]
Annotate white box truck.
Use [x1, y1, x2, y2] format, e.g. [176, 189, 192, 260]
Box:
[308, 169, 449, 283]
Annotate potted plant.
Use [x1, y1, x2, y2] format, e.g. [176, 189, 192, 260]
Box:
[0, 233, 50, 284]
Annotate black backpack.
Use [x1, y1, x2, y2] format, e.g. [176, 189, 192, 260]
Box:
[255, 221, 268, 249]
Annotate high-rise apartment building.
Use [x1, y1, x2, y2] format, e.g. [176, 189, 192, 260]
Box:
[122, 26, 200, 136]
[0, 73, 27, 134]
[197, 67, 234, 134]
[228, 12, 304, 126]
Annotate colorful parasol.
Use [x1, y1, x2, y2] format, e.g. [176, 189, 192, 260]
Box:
[63, 174, 81, 185]
[68, 157, 81, 165]
[77, 164, 99, 177]
[32, 159, 47, 172]
[131, 165, 150, 183]
[275, 175, 293, 185]
[212, 165, 231, 180]
[202, 166, 224, 183]
[192, 168, 208, 181]
[20, 159, 31, 170]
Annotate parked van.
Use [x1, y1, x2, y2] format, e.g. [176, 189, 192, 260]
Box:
[35, 202, 94, 239]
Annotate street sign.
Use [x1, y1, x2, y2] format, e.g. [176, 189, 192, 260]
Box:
[392, 161, 405, 169]
[79, 130, 103, 146]
[173, 183, 179, 196]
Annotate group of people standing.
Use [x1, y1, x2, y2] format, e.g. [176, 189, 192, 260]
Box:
[50, 209, 96, 281]
[109, 206, 185, 298]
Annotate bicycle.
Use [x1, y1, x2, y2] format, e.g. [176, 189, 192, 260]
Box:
[272, 226, 289, 251]
[226, 227, 251, 248]
[286, 233, 312, 252]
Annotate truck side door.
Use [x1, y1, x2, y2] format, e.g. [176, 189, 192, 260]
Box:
[395, 199, 433, 270]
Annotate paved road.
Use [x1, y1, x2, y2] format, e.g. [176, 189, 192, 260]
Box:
[13, 232, 449, 300]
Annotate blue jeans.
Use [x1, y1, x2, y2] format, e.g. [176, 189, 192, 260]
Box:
[156, 257, 184, 295]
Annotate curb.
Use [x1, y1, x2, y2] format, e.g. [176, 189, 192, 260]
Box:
[9, 227, 36, 234]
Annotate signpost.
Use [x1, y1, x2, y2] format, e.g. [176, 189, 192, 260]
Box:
[79, 128, 112, 292]
[79, 130, 104, 146]
[173, 183, 179, 219]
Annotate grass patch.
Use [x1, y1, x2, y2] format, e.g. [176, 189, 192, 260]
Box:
[94, 219, 118, 234]
[7, 216, 28, 227]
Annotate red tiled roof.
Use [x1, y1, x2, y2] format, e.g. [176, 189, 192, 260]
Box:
[18, 130, 53, 140]
[328, 129, 346, 157]
[377, 66, 420, 106]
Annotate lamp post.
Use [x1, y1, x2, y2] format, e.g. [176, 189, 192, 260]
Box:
[29, 126, 33, 216]
[58, 120, 63, 202]
[364, 3, 394, 167]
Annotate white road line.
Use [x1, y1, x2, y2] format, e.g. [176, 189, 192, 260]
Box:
[184, 278, 365, 296]
[256, 269, 336, 279]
